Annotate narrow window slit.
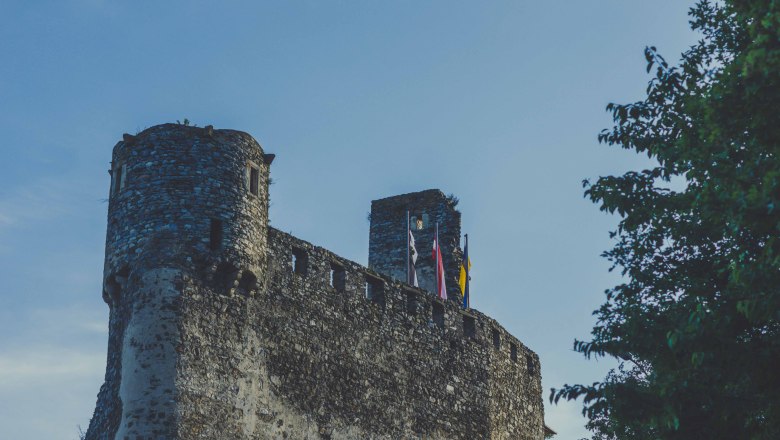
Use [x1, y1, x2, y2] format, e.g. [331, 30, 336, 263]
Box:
[510, 343, 518, 362]
[248, 165, 260, 196]
[210, 219, 223, 251]
[330, 262, 345, 291]
[432, 302, 444, 328]
[365, 276, 385, 308]
[492, 328, 501, 350]
[406, 290, 418, 315]
[526, 354, 536, 375]
[113, 163, 126, 195]
[292, 247, 307, 276]
[463, 315, 476, 339]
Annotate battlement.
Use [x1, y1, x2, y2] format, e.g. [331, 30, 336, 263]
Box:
[270, 227, 534, 373]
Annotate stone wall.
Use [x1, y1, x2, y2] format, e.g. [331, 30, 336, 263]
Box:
[171, 228, 544, 439]
[165, 228, 544, 439]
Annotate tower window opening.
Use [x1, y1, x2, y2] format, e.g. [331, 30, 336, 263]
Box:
[113, 163, 126, 196]
[209, 219, 223, 251]
[432, 302, 444, 328]
[463, 315, 476, 339]
[330, 262, 345, 291]
[365, 276, 385, 308]
[292, 247, 307, 276]
[405, 290, 418, 315]
[411, 212, 427, 230]
[248, 163, 260, 196]
[510, 343, 518, 362]
[526, 354, 536, 375]
[492, 328, 501, 350]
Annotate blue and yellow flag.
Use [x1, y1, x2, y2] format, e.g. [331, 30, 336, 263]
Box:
[459, 235, 471, 308]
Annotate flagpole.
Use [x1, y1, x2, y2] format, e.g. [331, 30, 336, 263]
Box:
[435, 222, 439, 297]
[464, 233, 469, 309]
[406, 210, 410, 285]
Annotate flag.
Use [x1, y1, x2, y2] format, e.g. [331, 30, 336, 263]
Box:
[408, 228, 419, 287]
[432, 223, 448, 300]
[459, 235, 471, 308]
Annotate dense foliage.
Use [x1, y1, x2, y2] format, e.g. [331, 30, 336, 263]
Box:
[552, 1, 780, 438]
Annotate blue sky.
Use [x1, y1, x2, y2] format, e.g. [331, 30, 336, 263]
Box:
[0, 1, 697, 438]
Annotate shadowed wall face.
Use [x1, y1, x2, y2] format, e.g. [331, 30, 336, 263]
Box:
[368, 189, 463, 302]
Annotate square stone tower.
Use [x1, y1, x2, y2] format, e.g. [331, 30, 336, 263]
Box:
[368, 189, 462, 302]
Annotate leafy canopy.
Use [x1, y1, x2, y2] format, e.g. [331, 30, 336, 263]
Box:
[552, 1, 780, 439]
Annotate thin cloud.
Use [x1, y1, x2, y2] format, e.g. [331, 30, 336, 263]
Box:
[29, 306, 106, 333]
[4, 305, 108, 344]
[0, 176, 95, 229]
[78, 320, 108, 334]
[0, 347, 105, 388]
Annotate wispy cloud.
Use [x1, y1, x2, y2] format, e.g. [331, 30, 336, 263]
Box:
[0, 345, 104, 440]
[0, 305, 107, 439]
[0, 176, 98, 229]
[28, 306, 107, 336]
[0, 305, 108, 354]
[0, 346, 105, 388]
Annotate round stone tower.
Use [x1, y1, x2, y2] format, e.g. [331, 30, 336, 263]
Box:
[87, 123, 273, 439]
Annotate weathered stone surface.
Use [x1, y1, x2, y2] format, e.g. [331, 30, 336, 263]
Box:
[85, 123, 544, 440]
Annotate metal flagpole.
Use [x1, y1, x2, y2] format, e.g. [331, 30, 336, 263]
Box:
[406, 211, 410, 285]
[435, 222, 439, 297]
[464, 233, 469, 309]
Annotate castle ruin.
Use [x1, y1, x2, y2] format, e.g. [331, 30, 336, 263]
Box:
[85, 124, 544, 439]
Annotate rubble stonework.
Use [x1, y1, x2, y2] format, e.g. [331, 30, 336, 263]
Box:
[86, 124, 545, 440]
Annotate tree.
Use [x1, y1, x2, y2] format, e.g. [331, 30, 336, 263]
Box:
[552, 1, 780, 439]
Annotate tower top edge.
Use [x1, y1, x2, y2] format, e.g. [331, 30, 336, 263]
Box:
[371, 188, 446, 205]
[113, 123, 265, 155]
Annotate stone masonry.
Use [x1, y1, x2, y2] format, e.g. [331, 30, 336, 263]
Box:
[85, 124, 544, 439]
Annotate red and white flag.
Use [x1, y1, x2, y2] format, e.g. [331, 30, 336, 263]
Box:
[432, 224, 447, 300]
